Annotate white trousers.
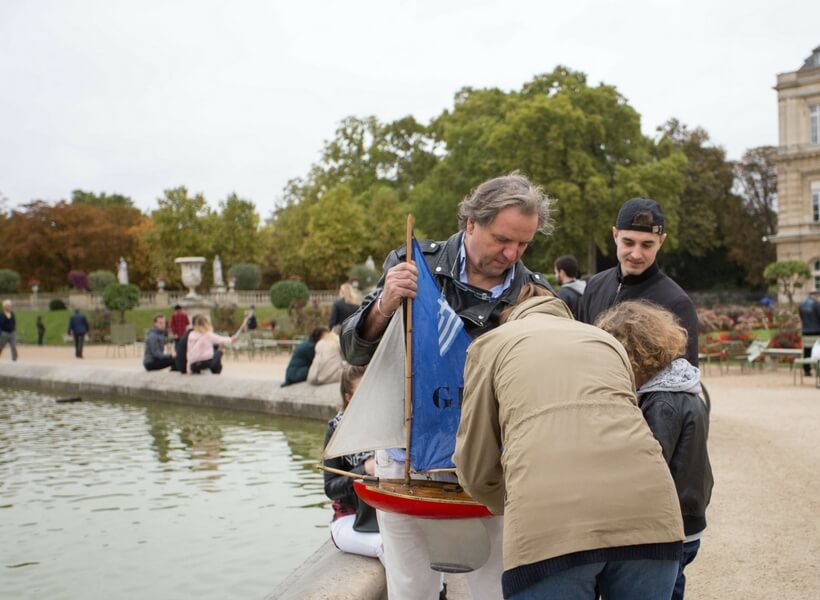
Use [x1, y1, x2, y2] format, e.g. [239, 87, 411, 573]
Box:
[330, 514, 384, 562]
[375, 450, 504, 600]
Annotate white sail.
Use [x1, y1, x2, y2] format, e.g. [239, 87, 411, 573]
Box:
[323, 310, 406, 459]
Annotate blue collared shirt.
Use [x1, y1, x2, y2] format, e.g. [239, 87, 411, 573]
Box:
[457, 235, 515, 299]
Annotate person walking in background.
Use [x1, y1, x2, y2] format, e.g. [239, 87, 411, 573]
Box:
[67, 308, 89, 359]
[579, 197, 700, 366]
[553, 254, 586, 319]
[169, 304, 189, 341]
[36, 316, 46, 346]
[798, 290, 820, 376]
[186, 314, 236, 375]
[328, 283, 360, 331]
[0, 299, 18, 361]
[596, 300, 713, 600]
[246, 304, 258, 331]
[143, 314, 176, 371]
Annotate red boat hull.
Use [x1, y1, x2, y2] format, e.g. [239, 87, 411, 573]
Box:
[354, 479, 493, 519]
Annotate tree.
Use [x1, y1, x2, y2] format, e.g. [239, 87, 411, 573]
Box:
[724, 146, 778, 287]
[0, 269, 20, 293]
[228, 263, 262, 290]
[145, 187, 215, 288]
[210, 193, 263, 268]
[0, 201, 137, 290]
[88, 270, 117, 292]
[763, 261, 811, 306]
[102, 283, 140, 323]
[411, 67, 688, 274]
[300, 185, 368, 286]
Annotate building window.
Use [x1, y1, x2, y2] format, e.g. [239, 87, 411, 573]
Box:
[814, 260, 820, 291]
[814, 182, 820, 222]
[812, 104, 820, 144]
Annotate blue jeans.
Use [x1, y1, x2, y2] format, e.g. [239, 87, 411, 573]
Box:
[508, 559, 678, 600]
[672, 540, 701, 600]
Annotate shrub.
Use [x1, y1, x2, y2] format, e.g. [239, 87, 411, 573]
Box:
[102, 283, 140, 323]
[49, 298, 68, 311]
[228, 264, 262, 290]
[88, 270, 117, 292]
[212, 304, 239, 333]
[769, 329, 801, 349]
[0, 269, 20, 293]
[270, 280, 310, 309]
[348, 263, 379, 290]
[87, 309, 112, 343]
[67, 270, 89, 291]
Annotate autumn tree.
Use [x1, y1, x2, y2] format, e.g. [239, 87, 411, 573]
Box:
[0, 201, 136, 290]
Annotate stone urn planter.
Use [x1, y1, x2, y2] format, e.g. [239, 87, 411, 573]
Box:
[175, 257, 206, 298]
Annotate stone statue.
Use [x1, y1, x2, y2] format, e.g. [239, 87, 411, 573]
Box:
[117, 257, 129, 284]
[213, 255, 224, 287]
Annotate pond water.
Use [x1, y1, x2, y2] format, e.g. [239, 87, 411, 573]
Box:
[0, 387, 330, 599]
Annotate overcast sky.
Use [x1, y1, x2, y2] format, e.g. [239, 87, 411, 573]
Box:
[1, 0, 818, 217]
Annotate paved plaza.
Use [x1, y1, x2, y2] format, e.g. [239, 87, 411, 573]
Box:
[2, 345, 818, 599]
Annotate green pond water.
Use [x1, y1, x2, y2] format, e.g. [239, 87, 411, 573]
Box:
[0, 387, 330, 599]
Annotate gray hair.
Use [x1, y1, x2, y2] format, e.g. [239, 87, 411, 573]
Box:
[457, 172, 554, 235]
[2, 299, 11, 309]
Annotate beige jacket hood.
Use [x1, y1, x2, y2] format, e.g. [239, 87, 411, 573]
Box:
[454, 295, 683, 571]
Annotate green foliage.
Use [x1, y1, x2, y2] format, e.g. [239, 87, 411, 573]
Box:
[763, 261, 811, 306]
[301, 185, 369, 285]
[270, 280, 310, 309]
[228, 263, 262, 290]
[211, 194, 263, 267]
[49, 298, 67, 311]
[102, 283, 140, 323]
[88, 270, 117, 292]
[0, 268, 20, 293]
[410, 67, 687, 274]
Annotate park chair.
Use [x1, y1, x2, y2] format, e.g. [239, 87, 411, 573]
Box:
[792, 357, 820, 386]
[723, 340, 763, 373]
[698, 335, 726, 375]
[106, 323, 137, 358]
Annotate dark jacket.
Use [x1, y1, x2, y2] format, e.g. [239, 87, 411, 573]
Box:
[0, 311, 15, 334]
[143, 326, 171, 364]
[67, 312, 89, 336]
[282, 340, 315, 386]
[556, 278, 586, 319]
[638, 359, 713, 537]
[323, 412, 378, 533]
[329, 299, 359, 330]
[341, 232, 551, 365]
[174, 330, 191, 373]
[799, 297, 820, 334]
[579, 262, 699, 366]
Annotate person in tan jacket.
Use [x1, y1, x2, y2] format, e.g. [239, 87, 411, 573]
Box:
[454, 292, 684, 599]
[307, 329, 344, 385]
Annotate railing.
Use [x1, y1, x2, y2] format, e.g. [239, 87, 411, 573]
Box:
[5, 290, 339, 310]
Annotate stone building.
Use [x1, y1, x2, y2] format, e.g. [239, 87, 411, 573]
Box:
[772, 46, 820, 296]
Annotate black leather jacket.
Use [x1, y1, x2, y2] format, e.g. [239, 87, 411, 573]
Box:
[639, 389, 713, 537]
[340, 231, 552, 365]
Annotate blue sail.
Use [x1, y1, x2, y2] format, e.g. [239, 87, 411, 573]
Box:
[409, 239, 472, 471]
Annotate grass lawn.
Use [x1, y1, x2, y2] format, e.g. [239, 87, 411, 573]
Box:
[12, 305, 292, 345]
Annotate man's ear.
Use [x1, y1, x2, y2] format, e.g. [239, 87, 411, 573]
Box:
[658, 233, 668, 248]
[466, 218, 476, 235]
[612, 227, 619, 242]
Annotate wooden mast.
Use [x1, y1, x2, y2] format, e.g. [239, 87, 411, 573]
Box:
[403, 214, 414, 485]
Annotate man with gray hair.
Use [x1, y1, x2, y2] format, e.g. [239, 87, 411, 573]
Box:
[341, 172, 554, 600]
[0, 299, 18, 361]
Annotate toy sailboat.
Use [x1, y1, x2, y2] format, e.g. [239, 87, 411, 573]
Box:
[323, 216, 492, 522]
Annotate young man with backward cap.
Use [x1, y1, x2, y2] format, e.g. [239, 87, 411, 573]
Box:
[579, 197, 700, 366]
